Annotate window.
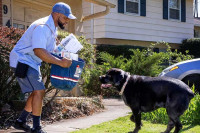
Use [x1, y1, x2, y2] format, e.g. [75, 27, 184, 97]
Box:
[125, 0, 140, 14]
[194, 29, 200, 38]
[169, 0, 180, 20]
[13, 23, 25, 30]
[118, 0, 146, 16]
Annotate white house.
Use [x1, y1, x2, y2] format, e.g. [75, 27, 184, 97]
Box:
[83, 0, 194, 50]
[1, 0, 194, 50]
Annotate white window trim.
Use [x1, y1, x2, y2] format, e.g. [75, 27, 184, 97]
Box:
[168, 0, 181, 21]
[12, 20, 30, 30]
[124, 0, 140, 16]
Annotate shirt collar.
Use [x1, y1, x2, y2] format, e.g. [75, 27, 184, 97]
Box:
[48, 14, 56, 33]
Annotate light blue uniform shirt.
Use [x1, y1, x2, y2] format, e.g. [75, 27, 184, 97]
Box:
[10, 15, 57, 72]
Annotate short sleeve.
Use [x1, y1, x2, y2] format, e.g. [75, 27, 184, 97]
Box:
[32, 25, 50, 50]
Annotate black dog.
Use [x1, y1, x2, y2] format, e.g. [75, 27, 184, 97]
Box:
[99, 68, 194, 133]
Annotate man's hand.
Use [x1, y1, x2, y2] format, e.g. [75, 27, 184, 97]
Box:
[59, 58, 72, 68]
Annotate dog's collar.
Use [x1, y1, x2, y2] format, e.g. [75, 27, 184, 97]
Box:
[119, 74, 131, 95]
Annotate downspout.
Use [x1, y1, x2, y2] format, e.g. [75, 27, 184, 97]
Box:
[81, 5, 110, 22]
[91, 3, 94, 44]
[81, 0, 115, 22]
[81, 0, 115, 44]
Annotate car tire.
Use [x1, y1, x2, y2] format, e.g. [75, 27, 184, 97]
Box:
[182, 74, 200, 94]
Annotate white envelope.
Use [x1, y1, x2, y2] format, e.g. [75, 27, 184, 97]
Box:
[60, 34, 83, 54]
[60, 51, 78, 61]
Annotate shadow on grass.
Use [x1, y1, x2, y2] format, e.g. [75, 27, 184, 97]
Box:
[180, 124, 196, 132]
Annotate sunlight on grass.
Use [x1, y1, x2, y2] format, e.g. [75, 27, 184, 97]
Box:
[72, 115, 200, 133]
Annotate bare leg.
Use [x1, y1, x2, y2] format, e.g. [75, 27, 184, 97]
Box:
[24, 93, 34, 112]
[32, 90, 45, 116]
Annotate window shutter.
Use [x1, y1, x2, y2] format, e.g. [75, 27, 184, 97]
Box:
[181, 0, 186, 22]
[140, 0, 146, 16]
[163, 0, 168, 20]
[118, 0, 125, 13]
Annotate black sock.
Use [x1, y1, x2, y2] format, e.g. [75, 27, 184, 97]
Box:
[17, 109, 30, 123]
[32, 115, 41, 129]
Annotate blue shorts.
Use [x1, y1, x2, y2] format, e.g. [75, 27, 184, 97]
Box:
[16, 66, 46, 93]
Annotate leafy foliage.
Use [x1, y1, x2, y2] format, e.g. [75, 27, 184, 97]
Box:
[142, 90, 200, 125]
[0, 26, 24, 106]
[83, 42, 192, 96]
[180, 38, 200, 58]
[96, 44, 144, 59]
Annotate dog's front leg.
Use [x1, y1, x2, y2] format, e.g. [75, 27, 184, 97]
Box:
[130, 114, 135, 122]
[131, 109, 142, 133]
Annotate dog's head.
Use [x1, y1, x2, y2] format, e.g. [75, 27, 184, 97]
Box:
[99, 68, 128, 91]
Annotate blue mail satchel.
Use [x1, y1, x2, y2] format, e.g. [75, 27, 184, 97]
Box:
[50, 54, 85, 91]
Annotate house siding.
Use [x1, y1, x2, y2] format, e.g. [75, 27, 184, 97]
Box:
[82, 1, 106, 40]
[1, 0, 81, 34]
[83, 0, 194, 44]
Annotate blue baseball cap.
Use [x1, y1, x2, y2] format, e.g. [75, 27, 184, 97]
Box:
[52, 2, 76, 19]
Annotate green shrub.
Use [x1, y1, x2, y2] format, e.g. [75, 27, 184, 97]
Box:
[149, 41, 193, 65]
[96, 45, 144, 64]
[96, 44, 144, 58]
[142, 91, 200, 125]
[180, 38, 200, 58]
[98, 42, 192, 77]
[80, 65, 103, 96]
[81, 64, 119, 97]
[125, 49, 166, 76]
[83, 42, 193, 96]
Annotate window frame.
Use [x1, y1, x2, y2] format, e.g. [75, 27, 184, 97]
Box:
[13, 23, 25, 30]
[124, 0, 140, 16]
[168, 0, 181, 21]
[194, 29, 200, 38]
[12, 20, 31, 30]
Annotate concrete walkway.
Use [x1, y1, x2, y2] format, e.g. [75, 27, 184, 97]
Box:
[1, 98, 131, 133]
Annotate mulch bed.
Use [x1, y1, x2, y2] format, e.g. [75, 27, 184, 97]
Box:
[0, 96, 104, 130]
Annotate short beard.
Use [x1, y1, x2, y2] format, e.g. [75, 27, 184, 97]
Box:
[58, 20, 65, 29]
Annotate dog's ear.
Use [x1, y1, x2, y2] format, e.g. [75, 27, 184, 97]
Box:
[113, 71, 125, 86]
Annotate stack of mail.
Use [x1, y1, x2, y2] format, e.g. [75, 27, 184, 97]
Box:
[54, 33, 83, 61]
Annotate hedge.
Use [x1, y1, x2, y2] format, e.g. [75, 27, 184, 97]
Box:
[180, 38, 200, 58]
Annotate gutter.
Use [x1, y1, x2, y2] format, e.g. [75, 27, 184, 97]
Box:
[81, 0, 116, 22]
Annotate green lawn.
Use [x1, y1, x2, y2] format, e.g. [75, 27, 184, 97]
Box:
[72, 115, 200, 133]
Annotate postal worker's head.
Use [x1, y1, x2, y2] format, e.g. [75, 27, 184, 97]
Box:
[52, 2, 76, 29]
